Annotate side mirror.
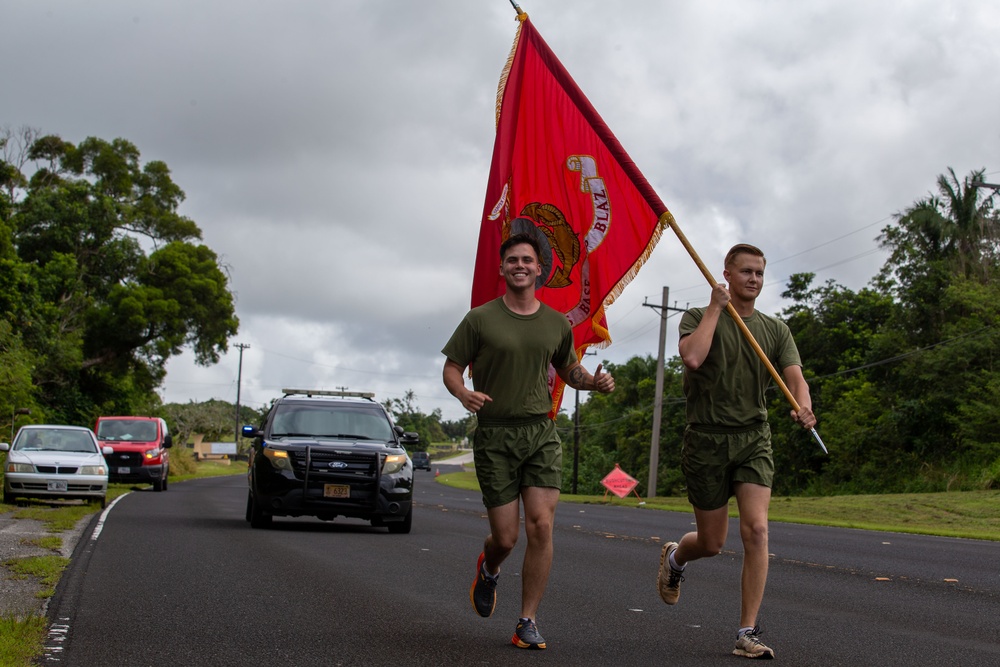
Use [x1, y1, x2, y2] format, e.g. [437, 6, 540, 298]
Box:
[401, 431, 420, 446]
[393, 425, 404, 436]
[163, 433, 173, 449]
[102, 446, 114, 456]
[0, 443, 9, 452]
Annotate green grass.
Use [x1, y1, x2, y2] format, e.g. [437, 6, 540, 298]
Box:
[9, 501, 106, 533]
[2, 555, 70, 598]
[172, 459, 247, 481]
[0, 615, 47, 667]
[435, 470, 1000, 541]
[20, 535, 62, 552]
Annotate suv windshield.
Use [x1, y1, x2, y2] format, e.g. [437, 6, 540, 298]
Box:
[268, 404, 394, 442]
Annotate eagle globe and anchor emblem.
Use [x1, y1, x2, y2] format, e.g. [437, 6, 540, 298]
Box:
[489, 155, 612, 320]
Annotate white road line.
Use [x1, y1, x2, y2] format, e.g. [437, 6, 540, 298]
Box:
[90, 492, 129, 541]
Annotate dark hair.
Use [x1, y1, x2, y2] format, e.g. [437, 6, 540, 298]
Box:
[500, 232, 541, 260]
[724, 243, 766, 268]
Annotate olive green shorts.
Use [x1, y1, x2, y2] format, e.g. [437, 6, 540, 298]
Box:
[681, 423, 773, 511]
[473, 418, 562, 509]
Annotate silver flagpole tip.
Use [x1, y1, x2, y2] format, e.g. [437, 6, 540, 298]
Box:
[810, 428, 828, 454]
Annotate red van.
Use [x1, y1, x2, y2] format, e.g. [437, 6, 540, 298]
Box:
[94, 416, 173, 492]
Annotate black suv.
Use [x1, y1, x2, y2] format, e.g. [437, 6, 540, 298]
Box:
[243, 389, 416, 533]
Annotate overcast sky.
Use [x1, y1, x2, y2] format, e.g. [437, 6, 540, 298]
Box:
[4, 1, 998, 422]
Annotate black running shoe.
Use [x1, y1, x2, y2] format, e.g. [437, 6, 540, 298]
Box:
[511, 619, 546, 650]
[469, 552, 498, 617]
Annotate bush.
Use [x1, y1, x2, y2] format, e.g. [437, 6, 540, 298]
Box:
[168, 446, 198, 477]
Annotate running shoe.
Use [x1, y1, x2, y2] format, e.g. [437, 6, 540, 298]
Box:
[733, 626, 774, 659]
[511, 618, 546, 650]
[469, 552, 498, 617]
[657, 541, 684, 605]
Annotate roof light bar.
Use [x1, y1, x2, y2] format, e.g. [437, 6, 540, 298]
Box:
[281, 388, 375, 399]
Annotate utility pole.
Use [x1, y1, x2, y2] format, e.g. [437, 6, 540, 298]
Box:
[642, 287, 687, 498]
[234, 343, 250, 444]
[572, 349, 597, 494]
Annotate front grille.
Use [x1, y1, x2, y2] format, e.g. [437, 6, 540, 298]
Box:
[35, 466, 80, 474]
[287, 447, 381, 509]
[108, 452, 142, 467]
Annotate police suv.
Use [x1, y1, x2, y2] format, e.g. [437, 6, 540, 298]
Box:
[243, 389, 416, 533]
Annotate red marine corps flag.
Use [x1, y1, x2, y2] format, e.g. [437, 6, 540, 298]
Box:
[472, 10, 674, 415]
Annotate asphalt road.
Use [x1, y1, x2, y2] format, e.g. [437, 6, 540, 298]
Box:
[44, 468, 1000, 666]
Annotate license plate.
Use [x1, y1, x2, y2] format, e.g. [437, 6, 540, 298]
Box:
[118, 467, 131, 474]
[324, 484, 350, 499]
[47, 480, 68, 492]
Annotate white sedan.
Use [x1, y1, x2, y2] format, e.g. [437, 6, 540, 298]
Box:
[2, 424, 113, 508]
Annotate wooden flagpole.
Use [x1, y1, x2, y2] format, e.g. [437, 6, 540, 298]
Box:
[497, 3, 824, 453]
[660, 212, 828, 454]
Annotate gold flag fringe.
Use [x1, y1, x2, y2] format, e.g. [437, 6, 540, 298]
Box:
[494, 21, 524, 128]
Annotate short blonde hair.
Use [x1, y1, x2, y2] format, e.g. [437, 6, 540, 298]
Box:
[724, 243, 766, 269]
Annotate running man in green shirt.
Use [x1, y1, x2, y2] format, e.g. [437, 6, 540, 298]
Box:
[657, 243, 816, 660]
[443, 232, 615, 651]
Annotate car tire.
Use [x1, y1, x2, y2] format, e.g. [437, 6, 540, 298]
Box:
[153, 477, 164, 492]
[163, 468, 169, 491]
[247, 491, 272, 529]
[387, 507, 412, 534]
[3, 489, 15, 505]
[100, 496, 107, 510]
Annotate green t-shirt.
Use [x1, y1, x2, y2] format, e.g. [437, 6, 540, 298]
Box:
[442, 298, 577, 421]
[678, 307, 802, 428]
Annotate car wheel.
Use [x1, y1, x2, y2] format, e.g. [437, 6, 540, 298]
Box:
[387, 507, 412, 534]
[3, 489, 15, 505]
[153, 477, 163, 492]
[100, 496, 107, 510]
[163, 468, 169, 491]
[248, 491, 272, 529]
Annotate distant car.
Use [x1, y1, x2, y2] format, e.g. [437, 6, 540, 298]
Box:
[411, 451, 431, 471]
[1, 424, 113, 508]
[243, 388, 417, 533]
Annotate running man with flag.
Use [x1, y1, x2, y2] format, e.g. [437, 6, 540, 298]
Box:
[657, 243, 818, 660]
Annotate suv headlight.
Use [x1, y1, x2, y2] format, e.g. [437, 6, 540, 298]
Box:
[144, 448, 161, 459]
[263, 448, 292, 470]
[382, 454, 407, 475]
[6, 462, 34, 473]
[80, 465, 107, 475]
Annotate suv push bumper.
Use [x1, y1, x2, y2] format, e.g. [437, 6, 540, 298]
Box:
[252, 472, 412, 521]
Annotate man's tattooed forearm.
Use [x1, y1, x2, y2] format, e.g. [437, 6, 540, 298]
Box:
[568, 365, 586, 389]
